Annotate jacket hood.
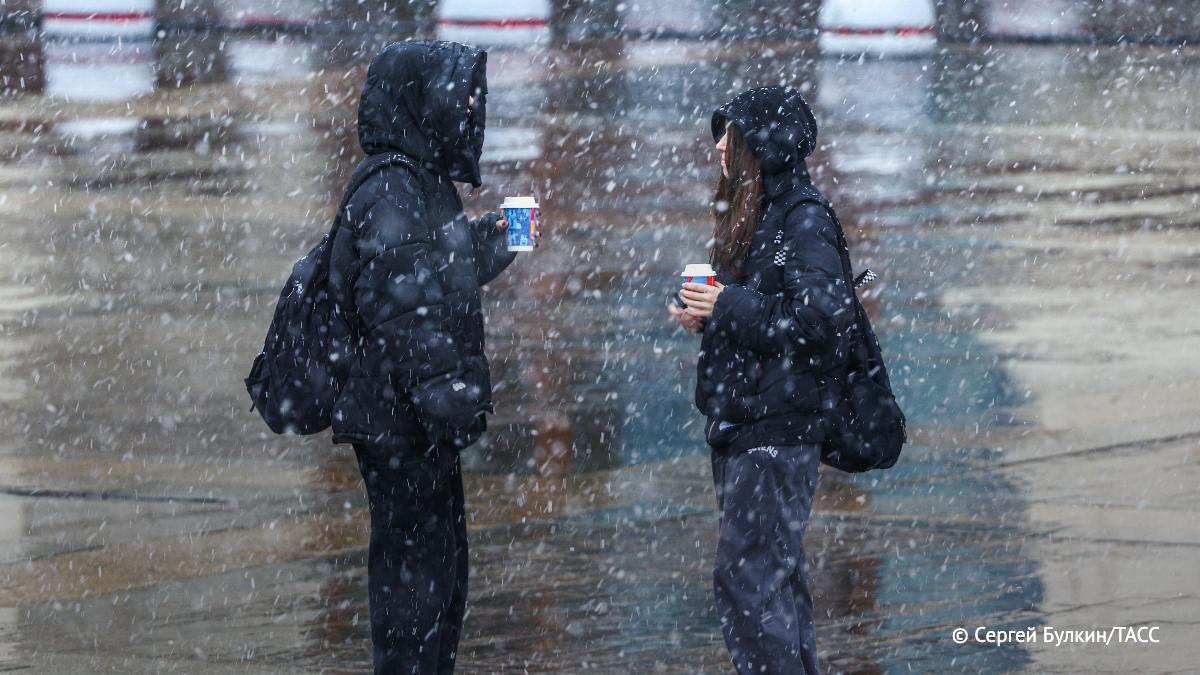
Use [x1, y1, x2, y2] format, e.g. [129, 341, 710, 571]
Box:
[358, 41, 487, 187]
[712, 86, 817, 177]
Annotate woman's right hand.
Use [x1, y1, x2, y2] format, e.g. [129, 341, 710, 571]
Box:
[668, 301, 704, 334]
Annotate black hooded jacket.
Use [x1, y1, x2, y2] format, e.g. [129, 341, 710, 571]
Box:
[697, 87, 856, 452]
[328, 41, 516, 450]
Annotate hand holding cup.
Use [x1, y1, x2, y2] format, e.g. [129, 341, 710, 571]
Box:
[678, 263, 722, 318]
[680, 282, 724, 318]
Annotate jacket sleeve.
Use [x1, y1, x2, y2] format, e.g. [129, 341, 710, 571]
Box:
[469, 211, 518, 286]
[709, 203, 855, 357]
[352, 191, 481, 445]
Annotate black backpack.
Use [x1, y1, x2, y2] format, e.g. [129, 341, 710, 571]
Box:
[786, 198, 907, 472]
[244, 152, 415, 435]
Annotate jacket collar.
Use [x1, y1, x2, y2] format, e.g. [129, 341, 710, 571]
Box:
[763, 162, 814, 201]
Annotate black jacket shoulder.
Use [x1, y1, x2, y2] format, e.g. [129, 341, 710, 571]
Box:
[779, 202, 844, 280]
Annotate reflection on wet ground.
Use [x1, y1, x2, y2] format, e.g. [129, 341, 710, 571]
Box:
[1, 31, 1199, 673]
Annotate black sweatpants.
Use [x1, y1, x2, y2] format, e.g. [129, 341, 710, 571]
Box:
[353, 441, 468, 675]
[711, 444, 822, 675]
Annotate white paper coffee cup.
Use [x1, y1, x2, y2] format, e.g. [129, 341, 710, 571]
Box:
[501, 196, 539, 251]
[681, 263, 717, 285]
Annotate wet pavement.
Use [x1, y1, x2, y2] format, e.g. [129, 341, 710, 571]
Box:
[1, 31, 1199, 673]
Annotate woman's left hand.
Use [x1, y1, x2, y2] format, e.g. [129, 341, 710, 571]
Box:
[680, 282, 725, 318]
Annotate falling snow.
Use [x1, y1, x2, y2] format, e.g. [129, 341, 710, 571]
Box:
[0, 0, 1198, 673]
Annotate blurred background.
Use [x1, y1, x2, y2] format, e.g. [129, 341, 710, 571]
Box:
[1, 0, 1198, 673]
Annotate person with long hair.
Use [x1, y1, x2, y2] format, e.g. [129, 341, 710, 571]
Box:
[668, 87, 855, 675]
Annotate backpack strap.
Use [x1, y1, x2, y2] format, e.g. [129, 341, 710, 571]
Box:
[320, 152, 418, 264]
[774, 194, 871, 392]
[773, 192, 857, 295]
[322, 152, 420, 328]
[337, 152, 420, 221]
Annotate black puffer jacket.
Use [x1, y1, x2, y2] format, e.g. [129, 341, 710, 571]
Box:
[697, 87, 856, 452]
[328, 41, 516, 450]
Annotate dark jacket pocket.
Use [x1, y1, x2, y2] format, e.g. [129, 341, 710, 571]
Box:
[748, 360, 822, 417]
[778, 373, 822, 413]
[332, 375, 423, 442]
[460, 354, 494, 412]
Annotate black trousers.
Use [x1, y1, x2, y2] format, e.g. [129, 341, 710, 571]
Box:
[711, 444, 822, 675]
[353, 441, 468, 675]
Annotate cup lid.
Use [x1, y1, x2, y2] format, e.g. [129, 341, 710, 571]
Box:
[681, 263, 716, 277]
[501, 195, 539, 208]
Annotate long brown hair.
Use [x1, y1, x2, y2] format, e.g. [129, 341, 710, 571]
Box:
[710, 123, 763, 277]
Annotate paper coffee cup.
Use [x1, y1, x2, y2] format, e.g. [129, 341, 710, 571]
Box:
[681, 263, 717, 286]
[501, 195, 539, 252]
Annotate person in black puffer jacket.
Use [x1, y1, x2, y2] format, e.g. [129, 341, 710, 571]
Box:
[327, 41, 518, 675]
[670, 87, 855, 675]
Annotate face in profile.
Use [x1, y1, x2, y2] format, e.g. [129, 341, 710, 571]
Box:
[715, 130, 729, 177]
